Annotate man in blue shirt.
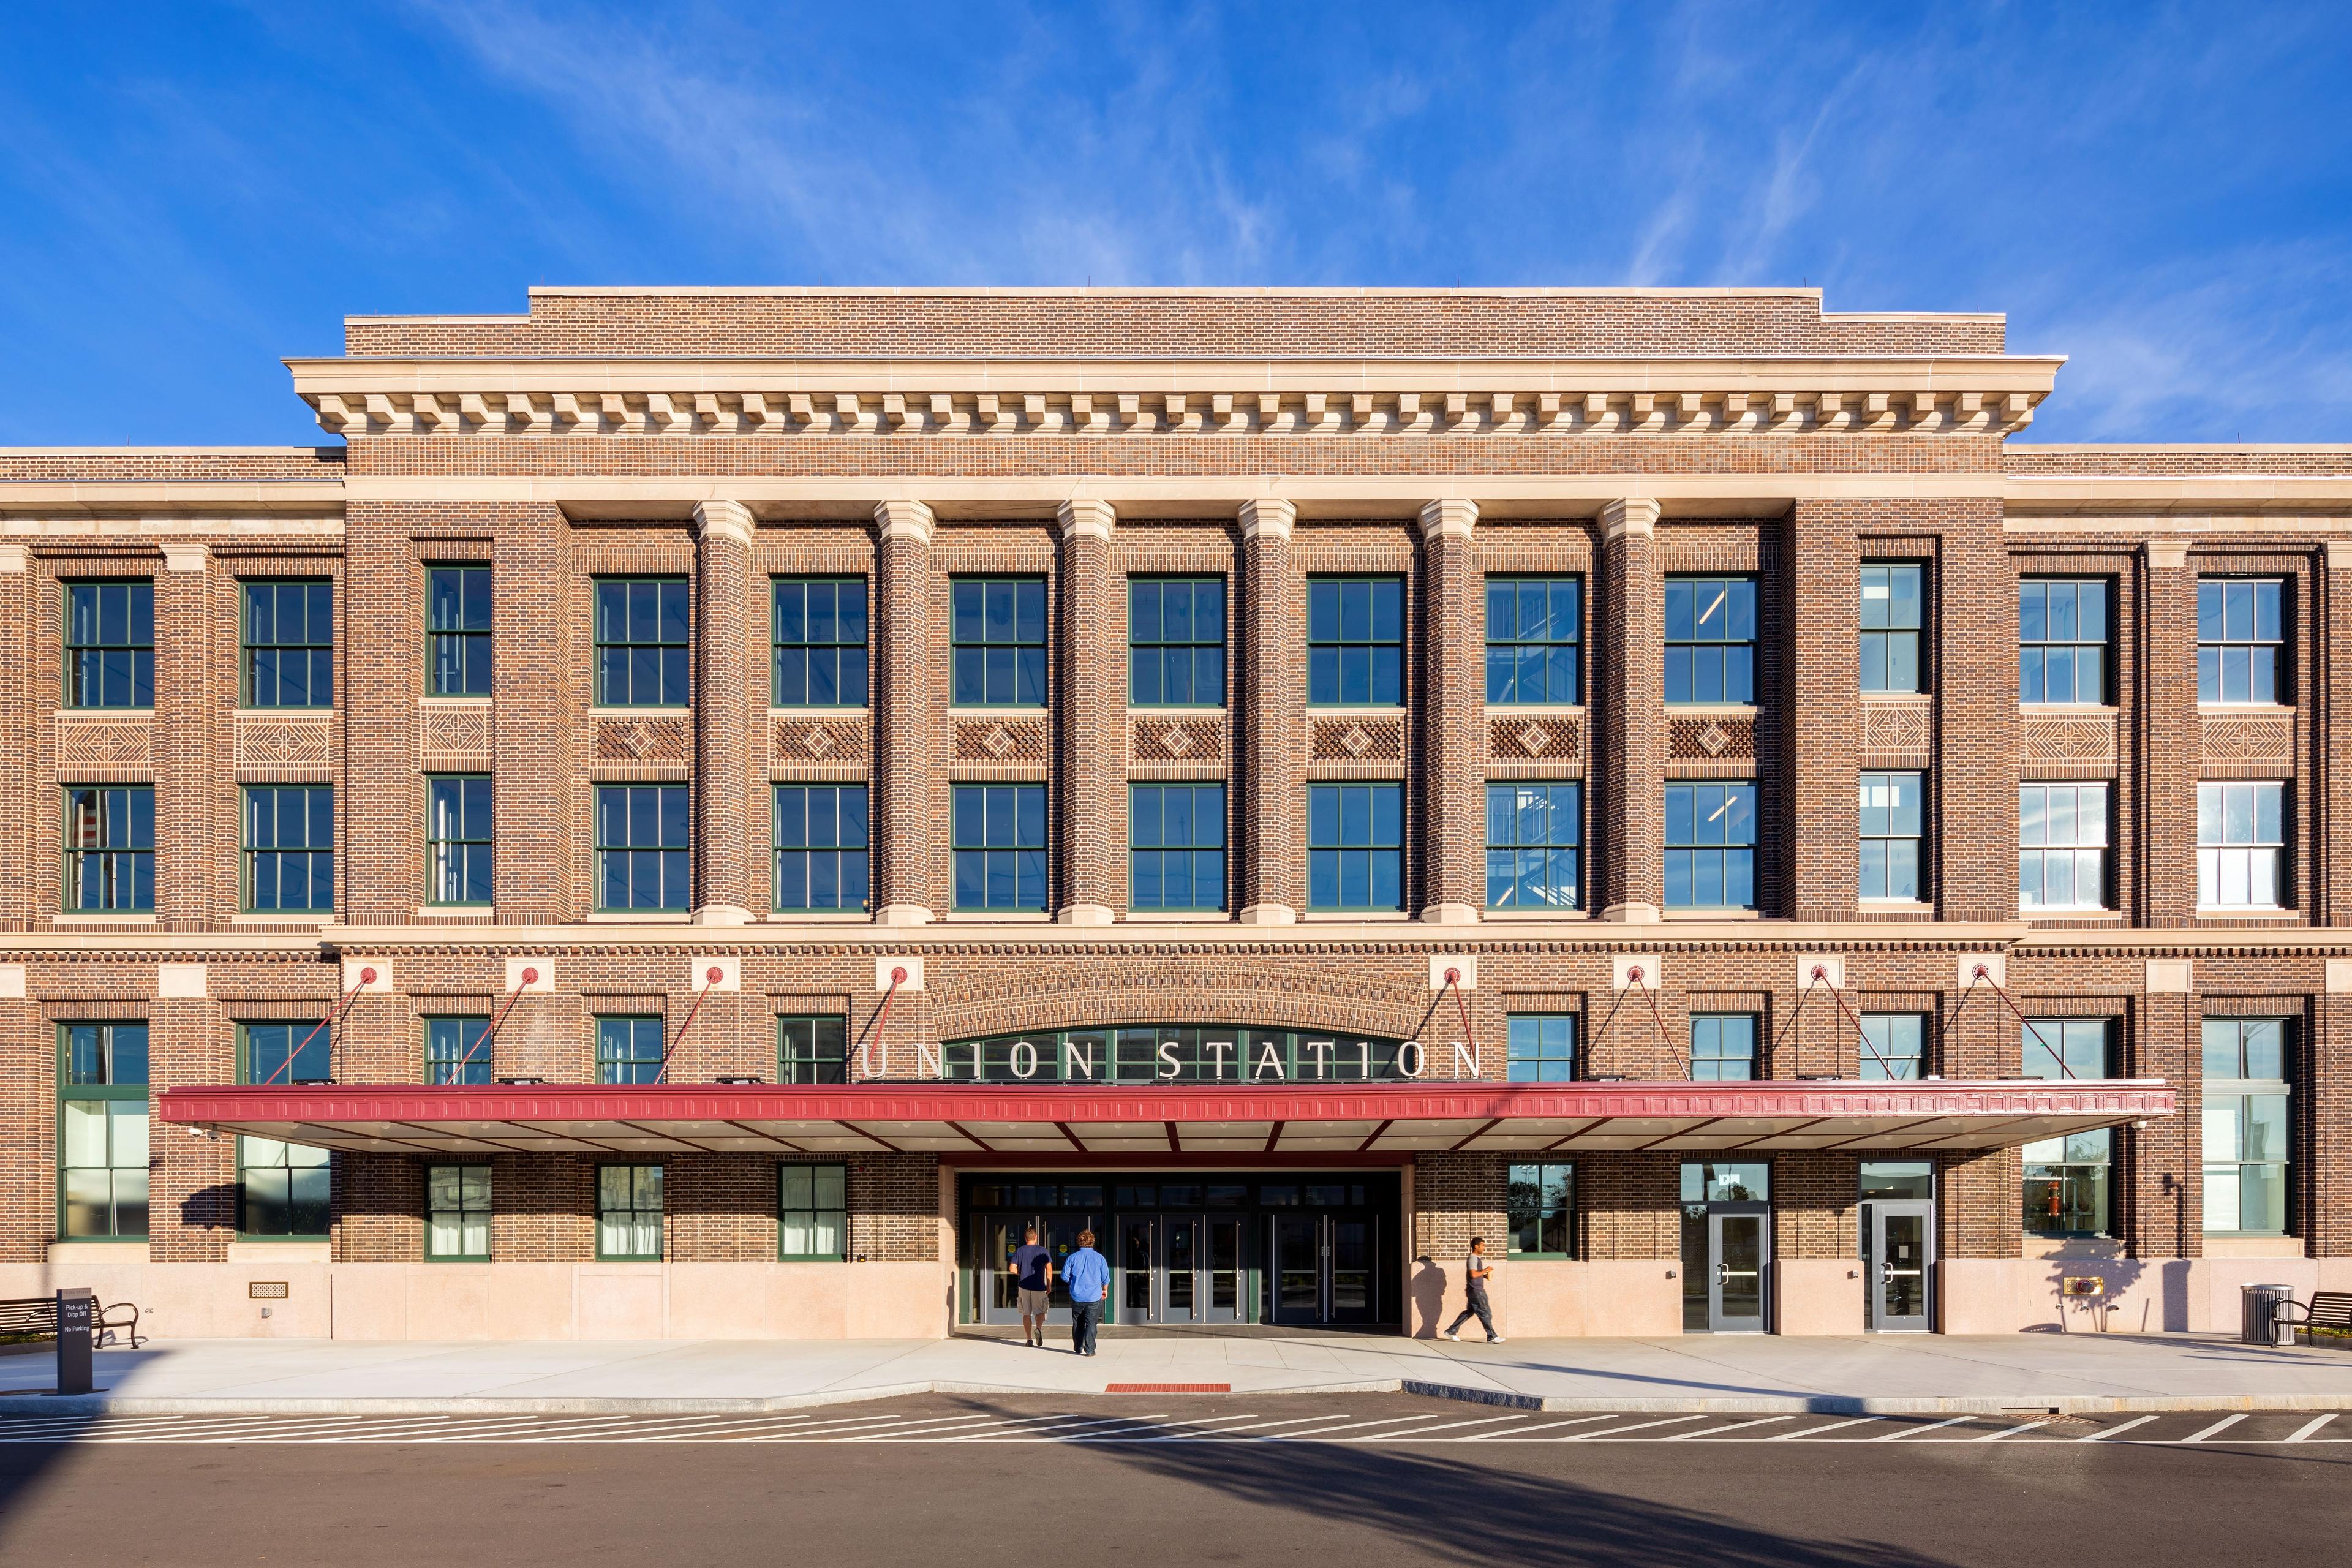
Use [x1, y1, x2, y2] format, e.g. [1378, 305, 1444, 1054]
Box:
[1008, 1225, 1054, 1349]
[1061, 1228, 1110, 1356]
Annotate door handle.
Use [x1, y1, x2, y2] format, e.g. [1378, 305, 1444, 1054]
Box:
[1716, 1262, 1729, 1285]
[1881, 1264, 1894, 1285]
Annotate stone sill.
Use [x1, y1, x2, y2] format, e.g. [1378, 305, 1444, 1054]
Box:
[1663, 908, 1760, 921]
[419, 696, 491, 707]
[951, 706, 1048, 717]
[1858, 900, 1933, 914]
[55, 913, 156, 925]
[1483, 908, 1589, 921]
[2203, 1235, 2306, 1257]
[585, 910, 692, 924]
[941, 910, 1050, 922]
[1301, 911, 1409, 922]
[231, 913, 332, 926]
[1127, 910, 1231, 922]
[769, 705, 868, 716]
[1664, 703, 1758, 717]
[2197, 703, 2293, 714]
[2197, 908, 2301, 919]
[589, 706, 688, 716]
[1127, 706, 1227, 716]
[764, 911, 872, 922]
[416, 906, 496, 919]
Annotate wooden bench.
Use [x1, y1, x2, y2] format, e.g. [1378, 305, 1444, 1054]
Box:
[0, 1295, 145, 1349]
[2275, 1291, 2351, 1348]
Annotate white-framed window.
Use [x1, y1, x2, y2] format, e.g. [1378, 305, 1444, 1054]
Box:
[2019, 783, 2108, 911]
[2202, 1018, 2290, 1235]
[1859, 771, 1923, 901]
[2198, 782, 2284, 909]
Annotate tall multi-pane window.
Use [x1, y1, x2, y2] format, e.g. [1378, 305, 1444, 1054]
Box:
[2198, 579, 2283, 704]
[773, 785, 869, 912]
[594, 578, 689, 707]
[1485, 782, 1581, 910]
[597, 1166, 663, 1259]
[65, 581, 154, 709]
[59, 1022, 148, 1239]
[595, 785, 690, 911]
[244, 1019, 330, 1086]
[424, 1016, 492, 1086]
[1860, 564, 1923, 693]
[1507, 1015, 1576, 1082]
[426, 565, 492, 697]
[2203, 1018, 2290, 1236]
[1307, 782, 1403, 911]
[597, 1016, 665, 1085]
[2021, 1019, 2114, 1237]
[242, 580, 334, 709]
[1485, 577, 1581, 704]
[1690, 1014, 1758, 1082]
[2018, 579, 2108, 704]
[242, 786, 333, 914]
[1664, 575, 1755, 704]
[952, 578, 1047, 706]
[1664, 782, 1756, 910]
[772, 578, 867, 707]
[428, 775, 493, 907]
[1307, 576, 1404, 706]
[1129, 783, 1226, 912]
[426, 1165, 491, 1261]
[1858, 1014, 1926, 1080]
[778, 1016, 850, 1085]
[953, 783, 1047, 911]
[239, 1017, 331, 1238]
[2198, 782, 2285, 909]
[64, 785, 154, 913]
[1129, 578, 1226, 706]
[1858, 771, 1924, 902]
[2019, 783, 2109, 911]
[779, 1164, 848, 1261]
[1506, 1163, 1575, 1257]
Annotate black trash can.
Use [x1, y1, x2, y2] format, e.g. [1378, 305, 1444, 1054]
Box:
[2242, 1283, 2296, 1346]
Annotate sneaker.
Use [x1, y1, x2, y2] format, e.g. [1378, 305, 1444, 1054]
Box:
[1446, 1331, 1460, 1342]
[1489, 1335, 1506, 1344]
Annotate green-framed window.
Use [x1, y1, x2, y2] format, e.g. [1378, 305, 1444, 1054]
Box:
[1507, 1015, 1575, 1084]
[953, 783, 1047, 911]
[428, 775, 492, 907]
[2203, 1017, 2290, 1236]
[1690, 1014, 1757, 1082]
[426, 1016, 492, 1086]
[1129, 783, 1226, 912]
[243, 1019, 330, 1087]
[2198, 578, 2284, 704]
[2022, 1018, 2116, 1237]
[2018, 578, 2108, 704]
[597, 1016, 665, 1085]
[1858, 1013, 1926, 1081]
[65, 580, 154, 709]
[595, 784, 690, 911]
[1307, 576, 1404, 706]
[778, 1016, 849, 1085]
[1129, 577, 1226, 706]
[239, 1137, 330, 1239]
[59, 1022, 148, 1240]
[1486, 782, 1580, 910]
[64, 785, 154, 913]
[1307, 782, 1402, 910]
[779, 1163, 848, 1261]
[1507, 1163, 1574, 1257]
[1664, 575, 1755, 704]
[1860, 563, 1924, 694]
[772, 577, 867, 706]
[243, 785, 333, 914]
[594, 577, 689, 707]
[952, 578, 1047, 706]
[774, 785, 868, 912]
[1665, 782, 1756, 910]
[241, 579, 333, 709]
[597, 1165, 663, 1259]
[426, 1164, 491, 1261]
[1485, 576, 1580, 705]
[428, 565, 492, 697]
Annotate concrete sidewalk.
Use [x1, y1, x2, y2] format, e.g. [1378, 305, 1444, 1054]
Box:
[7, 1330, 2352, 1417]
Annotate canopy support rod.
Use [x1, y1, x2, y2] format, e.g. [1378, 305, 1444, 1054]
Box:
[658, 967, 726, 1084]
[263, 967, 375, 1086]
[459, 965, 540, 1080]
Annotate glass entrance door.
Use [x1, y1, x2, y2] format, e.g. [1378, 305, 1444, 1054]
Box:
[1708, 1207, 1770, 1333]
[976, 1210, 1102, 1325]
[1866, 1200, 1935, 1332]
[1270, 1213, 1323, 1324]
[1204, 1216, 1244, 1324]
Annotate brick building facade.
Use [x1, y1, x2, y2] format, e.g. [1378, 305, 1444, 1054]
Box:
[1, 286, 2342, 1341]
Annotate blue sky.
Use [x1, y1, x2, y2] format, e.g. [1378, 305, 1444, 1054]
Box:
[2, 3, 2347, 447]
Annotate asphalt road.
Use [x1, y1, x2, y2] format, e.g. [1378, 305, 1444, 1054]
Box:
[1, 1393, 2346, 1567]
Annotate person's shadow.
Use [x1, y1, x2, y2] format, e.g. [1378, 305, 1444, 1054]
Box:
[1411, 1255, 1449, 1338]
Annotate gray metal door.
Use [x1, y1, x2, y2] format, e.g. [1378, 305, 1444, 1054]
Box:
[1867, 1200, 1935, 1332]
[1708, 1205, 1770, 1333]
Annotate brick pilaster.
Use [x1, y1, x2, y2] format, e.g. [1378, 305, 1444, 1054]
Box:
[1238, 499, 1302, 923]
[1785, 502, 1858, 921]
[873, 501, 938, 925]
[2316, 984, 2351, 1257]
[341, 507, 413, 925]
[1419, 499, 1483, 922]
[1055, 500, 1120, 923]
[2126, 984, 2201, 1259]
[1597, 499, 1663, 921]
[493, 504, 578, 922]
[155, 543, 220, 927]
[2140, 538, 2199, 925]
[2323, 543, 2352, 926]
[0, 545, 26, 929]
[691, 500, 757, 923]
[1936, 503, 2018, 922]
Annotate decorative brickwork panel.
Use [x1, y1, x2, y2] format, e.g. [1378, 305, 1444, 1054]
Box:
[2201, 710, 2294, 769]
[53, 713, 152, 780]
[233, 712, 333, 778]
[1858, 698, 1932, 763]
[1667, 712, 1755, 761]
[952, 715, 1049, 764]
[2023, 710, 2118, 766]
[595, 714, 692, 763]
[418, 702, 492, 768]
[770, 713, 870, 774]
[1129, 714, 1229, 769]
[1310, 714, 1406, 764]
[1486, 712, 1583, 768]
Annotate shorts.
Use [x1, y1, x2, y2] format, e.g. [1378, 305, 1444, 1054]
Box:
[1019, 1288, 1052, 1316]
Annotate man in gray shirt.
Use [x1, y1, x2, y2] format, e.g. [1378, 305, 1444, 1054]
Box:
[1444, 1236, 1504, 1343]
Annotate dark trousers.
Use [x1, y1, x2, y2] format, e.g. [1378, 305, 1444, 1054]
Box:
[1070, 1299, 1101, 1355]
[1447, 1282, 1496, 1339]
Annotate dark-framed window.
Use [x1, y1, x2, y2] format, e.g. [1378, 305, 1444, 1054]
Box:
[2198, 578, 2283, 704]
[2018, 579, 2107, 704]
[427, 565, 492, 697]
[428, 775, 493, 907]
[1860, 563, 1923, 694]
[1858, 1014, 1926, 1081]
[1690, 1014, 1757, 1082]
[1129, 783, 1226, 912]
[1308, 576, 1404, 706]
[1485, 576, 1581, 704]
[64, 580, 154, 709]
[59, 1022, 148, 1240]
[952, 578, 1046, 706]
[238, 1021, 332, 1241]
[2019, 783, 2109, 911]
[778, 1016, 849, 1085]
[426, 1164, 491, 1261]
[595, 785, 690, 911]
[1307, 782, 1402, 911]
[1858, 771, 1923, 902]
[1664, 782, 1755, 910]
[1129, 577, 1226, 707]
[594, 577, 689, 707]
[1485, 782, 1580, 910]
[596, 1165, 663, 1259]
[2021, 1017, 2115, 1238]
[1507, 1014, 1575, 1084]
[597, 1016, 665, 1085]
[64, 785, 154, 913]
[425, 1016, 492, 1086]
[242, 785, 333, 914]
[1664, 575, 1755, 704]
[243, 1019, 330, 1087]
[773, 577, 867, 707]
[241, 579, 333, 709]
[2198, 782, 2285, 909]
[1507, 1163, 1574, 1257]
[774, 785, 869, 912]
[779, 1163, 848, 1261]
[952, 783, 1047, 911]
[2203, 1017, 2290, 1236]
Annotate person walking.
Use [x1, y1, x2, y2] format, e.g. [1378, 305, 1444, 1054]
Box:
[1061, 1228, 1110, 1356]
[1009, 1225, 1054, 1348]
[1445, 1236, 1504, 1343]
